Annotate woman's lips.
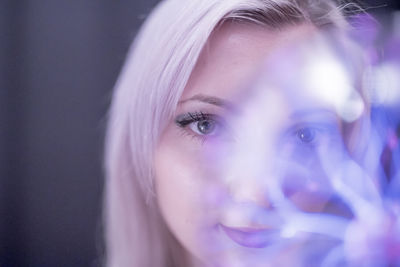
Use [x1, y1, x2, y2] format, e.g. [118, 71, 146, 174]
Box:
[220, 224, 278, 248]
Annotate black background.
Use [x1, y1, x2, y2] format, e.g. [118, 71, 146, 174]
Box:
[1, 1, 399, 266]
[1, 1, 158, 266]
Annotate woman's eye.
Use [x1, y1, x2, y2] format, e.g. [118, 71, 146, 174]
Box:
[190, 119, 218, 136]
[291, 124, 339, 147]
[175, 112, 225, 139]
[296, 128, 316, 143]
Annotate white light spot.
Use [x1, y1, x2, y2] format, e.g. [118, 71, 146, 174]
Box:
[369, 63, 400, 106]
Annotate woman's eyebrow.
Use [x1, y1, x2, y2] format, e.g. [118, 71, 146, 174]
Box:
[178, 94, 235, 109]
[289, 108, 337, 119]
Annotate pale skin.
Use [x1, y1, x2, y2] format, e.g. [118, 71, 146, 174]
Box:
[155, 22, 350, 267]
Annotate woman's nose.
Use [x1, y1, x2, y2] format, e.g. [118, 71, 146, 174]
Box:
[219, 135, 283, 210]
[226, 175, 274, 209]
[219, 154, 285, 229]
[219, 89, 290, 205]
[221, 145, 278, 209]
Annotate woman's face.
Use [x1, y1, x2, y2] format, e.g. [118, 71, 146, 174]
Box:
[155, 22, 359, 266]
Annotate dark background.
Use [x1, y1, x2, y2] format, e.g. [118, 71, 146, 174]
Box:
[0, 1, 399, 267]
[1, 1, 159, 266]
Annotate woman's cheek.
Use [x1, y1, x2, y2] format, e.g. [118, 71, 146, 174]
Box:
[154, 131, 218, 258]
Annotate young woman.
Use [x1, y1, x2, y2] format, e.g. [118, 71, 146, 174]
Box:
[104, 0, 373, 266]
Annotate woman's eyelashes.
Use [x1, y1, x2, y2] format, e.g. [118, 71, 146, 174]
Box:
[175, 112, 227, 141]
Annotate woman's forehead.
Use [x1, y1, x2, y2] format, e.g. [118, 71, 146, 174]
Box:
[178, 21, 365, 124]
[181, 22, 318, 102]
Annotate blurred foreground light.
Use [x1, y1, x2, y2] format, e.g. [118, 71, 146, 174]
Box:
[304, 52, 364, 122]
[369, 63, 400, 106]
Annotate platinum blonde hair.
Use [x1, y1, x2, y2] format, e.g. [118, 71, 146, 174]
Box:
[104, 0, 358, 266]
